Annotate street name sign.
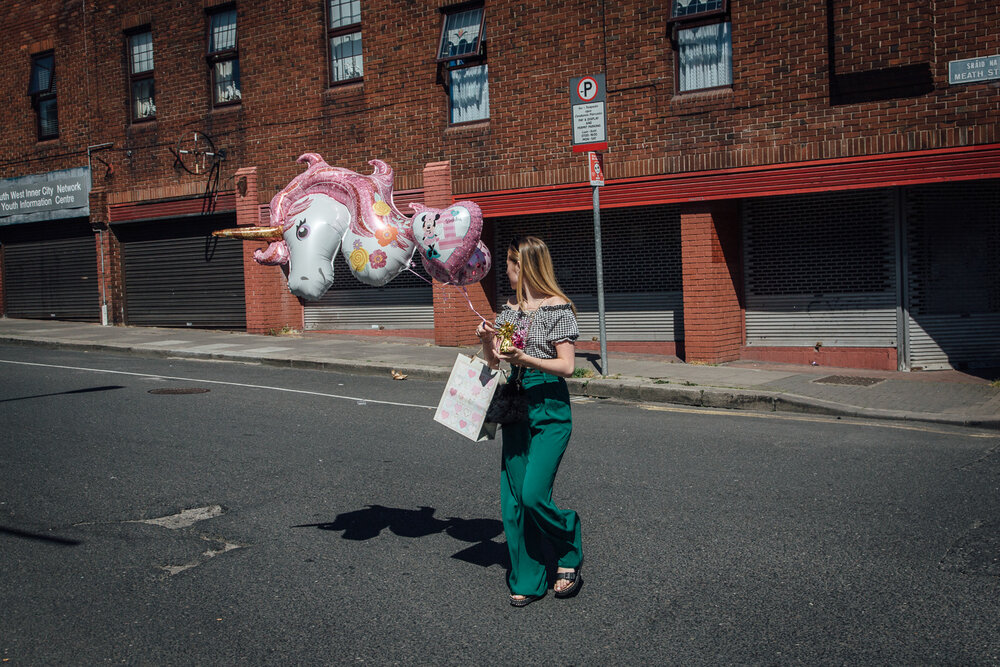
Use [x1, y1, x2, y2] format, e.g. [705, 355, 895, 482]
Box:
[949, 55, 1000, 85]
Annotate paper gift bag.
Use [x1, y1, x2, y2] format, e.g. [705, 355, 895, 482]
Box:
[434, 354, 500, 442]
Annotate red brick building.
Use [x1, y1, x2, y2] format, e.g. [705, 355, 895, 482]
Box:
[1, 0, 998, 371]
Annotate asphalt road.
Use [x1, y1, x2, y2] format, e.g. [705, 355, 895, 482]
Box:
[2, 344, 999, 665]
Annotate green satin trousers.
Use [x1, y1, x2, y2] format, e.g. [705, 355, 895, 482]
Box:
[500, 369, 583, 597]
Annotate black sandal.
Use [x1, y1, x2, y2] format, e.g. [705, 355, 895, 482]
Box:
[509, 593, 544, 607]
[553, 564, 583, 598]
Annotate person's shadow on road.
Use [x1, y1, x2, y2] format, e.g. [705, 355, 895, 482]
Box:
[293, 505, 507, 568]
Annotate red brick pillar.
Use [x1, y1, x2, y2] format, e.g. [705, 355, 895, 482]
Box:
[237, 167, 304, 334]
[424, 161, 494, 347]
[680, 201, 744, 364]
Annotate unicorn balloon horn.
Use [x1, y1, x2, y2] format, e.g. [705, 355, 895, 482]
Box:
[213, 227, 284, 241]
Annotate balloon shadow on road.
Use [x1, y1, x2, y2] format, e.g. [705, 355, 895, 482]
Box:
[293, 505, 507, 568]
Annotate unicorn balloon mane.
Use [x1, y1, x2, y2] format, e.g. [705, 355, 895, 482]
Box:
[214, 153, 490, 300]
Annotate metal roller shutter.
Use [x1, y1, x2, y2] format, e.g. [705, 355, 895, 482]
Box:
[117, 216, 246, 329]
[903, 180, 1000, 370]
[1, 220, 99, 321]
[305, 286, 433, 330]
[493, 205, 683, 340]
[304, 253, 433, 331]
[744, 190, 898, 347]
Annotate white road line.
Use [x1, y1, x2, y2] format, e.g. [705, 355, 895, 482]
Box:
[0, 358, 436, 410]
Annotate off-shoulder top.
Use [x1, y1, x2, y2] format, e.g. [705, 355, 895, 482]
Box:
[494, 303, 580, 360]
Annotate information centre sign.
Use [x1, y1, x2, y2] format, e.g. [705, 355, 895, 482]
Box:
[0, 168, 91, 224]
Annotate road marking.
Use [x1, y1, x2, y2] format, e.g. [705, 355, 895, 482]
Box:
[161, 536, 245, 577]
[137, 505, 224, 529]
[0, 359, 436, 410]
[639, 404, 999, 438]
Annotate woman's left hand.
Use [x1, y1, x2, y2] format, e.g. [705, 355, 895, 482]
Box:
[495, 345, 528, 367]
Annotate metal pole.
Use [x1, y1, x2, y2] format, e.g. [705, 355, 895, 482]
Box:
[593, 184, 609, 376]
[87, 142, 113, 325]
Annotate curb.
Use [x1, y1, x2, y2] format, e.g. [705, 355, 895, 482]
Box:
[3, 334, 998, 431]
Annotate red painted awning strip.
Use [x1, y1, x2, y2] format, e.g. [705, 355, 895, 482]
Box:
[109, 192, 237, 223]
[460, 144, 1000, 217]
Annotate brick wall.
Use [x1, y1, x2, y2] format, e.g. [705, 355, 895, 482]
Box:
[2, 1, 996, 204]
[1, 0, 998, 365]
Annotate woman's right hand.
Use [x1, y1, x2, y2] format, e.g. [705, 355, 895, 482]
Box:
[476, 322, 496, 342]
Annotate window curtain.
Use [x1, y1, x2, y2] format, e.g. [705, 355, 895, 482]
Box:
[38, 98, 58, 136]
[214, 60, 241, 102]
[132, 79, 156, 118]
[678, 22, 732, 92]
[450, 64, 489, 123]
[331, 32, 363, 81]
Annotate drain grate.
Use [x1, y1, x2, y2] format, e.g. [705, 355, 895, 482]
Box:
[812, 375, 885, 387]
[148, 388, 211, 395]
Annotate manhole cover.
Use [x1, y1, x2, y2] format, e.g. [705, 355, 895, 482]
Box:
[148, 388, 211, 395]
[812, 375, 885, 387]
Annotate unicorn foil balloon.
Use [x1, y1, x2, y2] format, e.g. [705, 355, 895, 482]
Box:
[214, 154, 417, 300]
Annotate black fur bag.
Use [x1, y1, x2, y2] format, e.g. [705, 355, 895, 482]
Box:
[486, 372, 529, 425]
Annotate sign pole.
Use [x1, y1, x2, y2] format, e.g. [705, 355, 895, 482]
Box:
[571, 75, 610, 375]
[592, 181, 609, 376]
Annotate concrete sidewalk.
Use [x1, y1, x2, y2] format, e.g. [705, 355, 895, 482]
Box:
[1, 317, 998, 430]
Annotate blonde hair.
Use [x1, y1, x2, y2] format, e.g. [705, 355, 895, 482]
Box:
[508, 236, 576, 314]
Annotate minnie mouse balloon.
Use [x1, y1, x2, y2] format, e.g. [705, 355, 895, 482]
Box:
[410, 201, 491, 285]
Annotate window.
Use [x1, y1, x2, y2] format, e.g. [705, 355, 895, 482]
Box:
[328, 0, 362, 84]
[27, 52, 58, 140]
[128, 30, 156, 121]
[669, 0, 732, 93]
[208, 7, 241, 106]
[436, 3, 488, 124]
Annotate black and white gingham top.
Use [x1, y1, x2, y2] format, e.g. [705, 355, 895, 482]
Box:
[495, 303, 579, 360]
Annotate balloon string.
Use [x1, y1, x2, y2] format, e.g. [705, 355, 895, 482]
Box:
[406, 264, 490, 325]
[457, 286, 491, 325]
[406, 265, 433, 285]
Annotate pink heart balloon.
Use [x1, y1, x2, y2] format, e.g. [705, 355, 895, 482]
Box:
[410, 202, 491, 285]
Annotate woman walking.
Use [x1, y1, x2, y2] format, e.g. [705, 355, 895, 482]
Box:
[476, 236, 584, 607]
